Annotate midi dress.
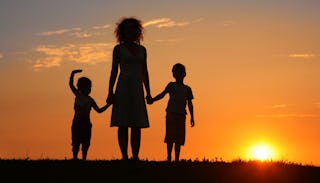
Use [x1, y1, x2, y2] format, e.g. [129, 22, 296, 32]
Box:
[110, 44, 149, 128]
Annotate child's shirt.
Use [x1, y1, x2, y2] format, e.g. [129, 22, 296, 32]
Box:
[73, 93, 94, 123]
[165, 82, 194, 115]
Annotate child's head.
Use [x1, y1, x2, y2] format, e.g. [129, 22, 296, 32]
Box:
[172, 63, 186, 80]
[77, 77, 91, 95]
[115, 17, 144, 44]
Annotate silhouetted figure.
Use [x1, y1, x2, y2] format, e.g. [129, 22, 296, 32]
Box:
[150, 63, 195, 162]
[106, 17, 152, 161]
[69, 69, 111, 160]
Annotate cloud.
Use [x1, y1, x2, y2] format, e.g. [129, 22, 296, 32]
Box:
[0, 53, 3, 59]
[32, 43, 113, 70]
[143, 18, 171, 27]
[93, 24, 111, 29]
[288, 54, 315, 59]
[38, 27, 81, 36]
[71, 32, 92, 38]
[143, 18, 190, 28]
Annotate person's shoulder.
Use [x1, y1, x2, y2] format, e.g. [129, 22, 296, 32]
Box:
[165, 82, 175, 90]
[168, 81, 176, 87]
[139, 44, 147, 52]
[114, 44, 121, 49]
[183, 83, 193, 91]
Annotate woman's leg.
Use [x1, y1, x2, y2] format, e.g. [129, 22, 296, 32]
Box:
[131, 127, 141, 160]
[167, 142, 173, 161]
[118, 127, 128, 160]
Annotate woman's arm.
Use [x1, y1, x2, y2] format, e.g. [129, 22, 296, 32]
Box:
[106, 45, 120, 103]
[141, 46, 152, 103]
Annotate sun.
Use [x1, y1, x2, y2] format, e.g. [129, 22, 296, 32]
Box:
[254, 146, 270, 160]
[249, 144, 275, 161]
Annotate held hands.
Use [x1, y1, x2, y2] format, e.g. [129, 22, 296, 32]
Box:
[146, 94, 153, 105]
[106, 93, 115, 105]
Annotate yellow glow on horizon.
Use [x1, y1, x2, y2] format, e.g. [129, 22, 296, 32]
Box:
[248, 143, 276, 161]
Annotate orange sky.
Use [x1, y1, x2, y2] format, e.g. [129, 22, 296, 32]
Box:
[1, 1, 320, 165]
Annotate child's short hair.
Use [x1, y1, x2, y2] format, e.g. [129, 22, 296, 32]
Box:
[172, 63, 186, 76]
[77, 77, 91, 91]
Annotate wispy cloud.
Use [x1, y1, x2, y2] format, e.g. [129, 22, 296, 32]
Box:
[71, 32, 92, 38]
[32, 43, 113, 71]
[143, 18, 171, 27]
[143, 18, 190, 28]
[93, 24, 111, 30]
[38, 24, 111, 39]
[288, 54, 316, 59]
[0, 53, 3, 59]
[256, 113, 317, 118]
[38, 27, 81, 36]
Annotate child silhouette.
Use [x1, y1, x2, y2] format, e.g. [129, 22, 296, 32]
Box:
[69, 69, 111, 160]
[150, 63, 195, 161]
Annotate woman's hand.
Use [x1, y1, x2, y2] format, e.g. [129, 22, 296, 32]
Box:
[106, 93, 115, 105]
[146, 94, 153, 105]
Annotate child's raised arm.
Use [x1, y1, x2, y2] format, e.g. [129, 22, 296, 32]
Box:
[69, 69, 82, 95]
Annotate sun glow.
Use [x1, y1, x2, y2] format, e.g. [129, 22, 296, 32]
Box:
[249, 144, 275, 161]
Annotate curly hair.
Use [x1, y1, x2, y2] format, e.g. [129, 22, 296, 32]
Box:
[114, 17, 144, 44]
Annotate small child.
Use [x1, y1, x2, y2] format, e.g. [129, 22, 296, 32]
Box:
[150, 63, 195, 162]
[69, 69, 111, 160]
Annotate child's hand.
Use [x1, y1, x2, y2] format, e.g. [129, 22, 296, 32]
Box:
[72, 69, 82, 74]
[146, 95, 153, 105]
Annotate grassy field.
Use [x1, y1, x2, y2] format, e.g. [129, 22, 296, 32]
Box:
[1, 159, 319, 183]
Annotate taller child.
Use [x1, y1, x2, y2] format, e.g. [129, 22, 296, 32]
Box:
[106, 17, 152, 160]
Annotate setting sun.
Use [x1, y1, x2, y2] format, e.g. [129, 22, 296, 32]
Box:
[249, 144, 276, 161]
[254, 146, 270, 161]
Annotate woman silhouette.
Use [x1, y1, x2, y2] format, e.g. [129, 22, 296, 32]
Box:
[106, 17, 152, 160]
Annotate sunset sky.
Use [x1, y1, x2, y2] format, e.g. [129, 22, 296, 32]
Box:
[1, 0, 320, 165]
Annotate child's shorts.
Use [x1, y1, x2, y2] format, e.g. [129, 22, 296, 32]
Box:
[164, 113, 186, 145]
[71, 121, 92, 147]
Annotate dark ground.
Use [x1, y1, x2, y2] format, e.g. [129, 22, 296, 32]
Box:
[1, 159, 319, 183]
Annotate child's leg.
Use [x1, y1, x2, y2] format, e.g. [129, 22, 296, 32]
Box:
[166, 142, 173, 161]
[174, 144, 181, 162]
[131, 127, 141, 160]
[118, 127, 129, 160]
